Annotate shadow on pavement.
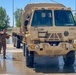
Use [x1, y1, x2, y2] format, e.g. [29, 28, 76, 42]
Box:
[33, 56, 75, 73]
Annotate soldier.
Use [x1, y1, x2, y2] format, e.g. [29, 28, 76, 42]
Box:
[0, 28, 10, 59]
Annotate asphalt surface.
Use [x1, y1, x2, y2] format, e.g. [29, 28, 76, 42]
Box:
[0, 37, 76, 75]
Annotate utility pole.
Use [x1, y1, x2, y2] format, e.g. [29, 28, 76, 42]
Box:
[75, 0, 76, 14]
[12, 0, 14, 28]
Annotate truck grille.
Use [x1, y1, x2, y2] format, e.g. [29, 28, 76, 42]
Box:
[48, 33, 62, 41]
[38, 32, 62, 41]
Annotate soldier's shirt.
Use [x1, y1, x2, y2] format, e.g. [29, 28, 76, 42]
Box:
[0, 32, 9, 44]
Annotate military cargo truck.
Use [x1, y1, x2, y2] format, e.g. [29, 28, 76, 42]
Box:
[12, 3, 76, 67]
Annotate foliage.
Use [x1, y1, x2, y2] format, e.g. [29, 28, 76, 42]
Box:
[0, 7, 10, 30]
[14, 8, 23, 27]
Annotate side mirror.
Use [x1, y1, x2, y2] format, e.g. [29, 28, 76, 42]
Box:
[24, 20, 29, 31]
[75, 22, 76, 26]
[74, 20, 76, 25]
[24, 20, 28, 26]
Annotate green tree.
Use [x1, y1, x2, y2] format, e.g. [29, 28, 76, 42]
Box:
[0, 7, 10, 30]
[14, 8, 23, 27]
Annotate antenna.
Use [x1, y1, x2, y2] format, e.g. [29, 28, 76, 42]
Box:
[50, 0, 60, 4]
[29, 0, 31, 4]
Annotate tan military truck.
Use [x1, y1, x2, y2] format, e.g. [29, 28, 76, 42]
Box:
[12, 3, 76, 67]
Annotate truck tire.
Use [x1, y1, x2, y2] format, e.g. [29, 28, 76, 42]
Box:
[12, 35, 16, 47]
[13, 36, 16, 47]
[12, 33, 16, 47]
[15, 36, 21, 48]
[63, 51, 75, 66]
[23, 43, 26, 56]
[26, 47, 34, 68]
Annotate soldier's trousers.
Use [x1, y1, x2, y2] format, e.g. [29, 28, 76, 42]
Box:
[0, 42, 6, 57]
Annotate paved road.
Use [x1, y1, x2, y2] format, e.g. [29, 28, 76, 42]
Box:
[0, 38, 76, 75]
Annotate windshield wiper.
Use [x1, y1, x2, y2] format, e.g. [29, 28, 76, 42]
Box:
[65, 24, 74, 26]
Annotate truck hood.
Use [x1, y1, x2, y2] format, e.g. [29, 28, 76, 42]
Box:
[29, 27, 76, 41]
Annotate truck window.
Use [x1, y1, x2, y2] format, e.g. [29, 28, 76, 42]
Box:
[31, 10, 53, 26]
[54, 10, 75, 26]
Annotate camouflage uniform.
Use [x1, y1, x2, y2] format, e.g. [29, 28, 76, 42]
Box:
[0, 32, 9, 58]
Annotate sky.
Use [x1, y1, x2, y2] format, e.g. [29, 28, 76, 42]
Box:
[0, 0, 76, 27]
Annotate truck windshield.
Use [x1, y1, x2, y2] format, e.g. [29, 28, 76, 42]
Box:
[54, 10, 75, 26]
[31, 10, 52, 26]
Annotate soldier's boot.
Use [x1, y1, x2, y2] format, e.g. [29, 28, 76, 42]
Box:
[3, 55, 6, 59]
[3, 50, 6, 59]
[3, 45, 6, 59]
[0, 50, 1, 54]
[0, 47, 2, 54]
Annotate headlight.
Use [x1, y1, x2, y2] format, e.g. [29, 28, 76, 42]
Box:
[30, 45, 35, 49]
[25, 34, 30, 37]
[29, 45, 40, 49]
[73, 39, 76, 47]
[35, 45, 40, 49]
[74, 39, 76, 44]
[69, 44, 73, 48]
[73, 44, 76, 48]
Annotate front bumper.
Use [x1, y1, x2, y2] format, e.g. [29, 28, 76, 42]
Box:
[27, 42, 76, 56]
